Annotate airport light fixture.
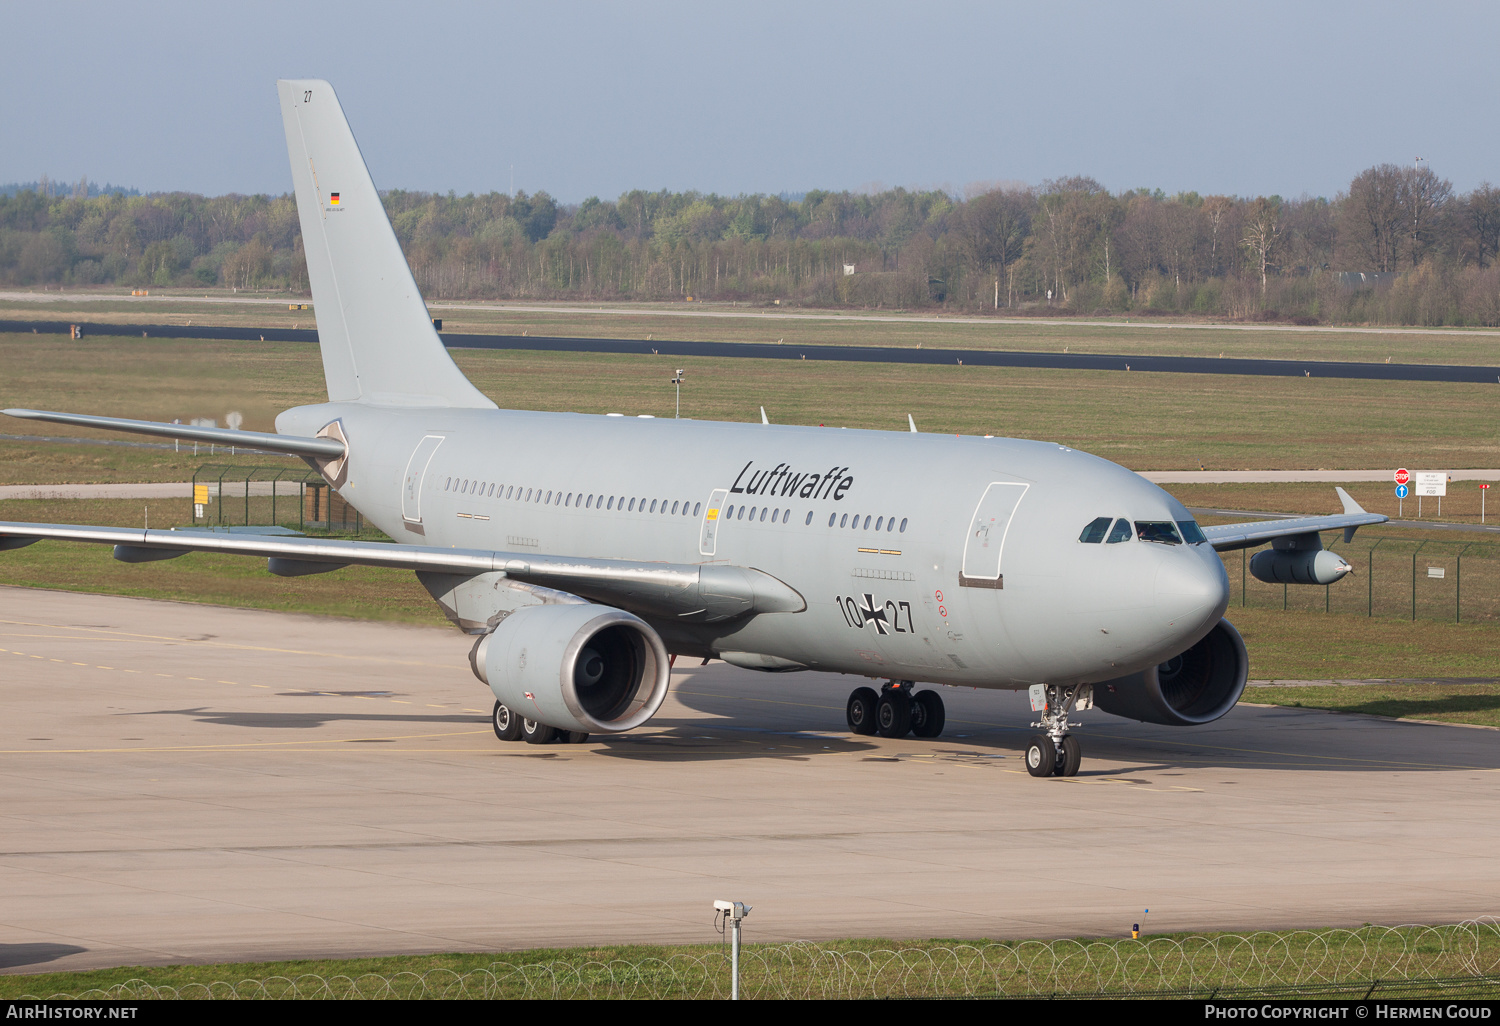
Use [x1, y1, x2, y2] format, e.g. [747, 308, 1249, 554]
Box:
[672, 369, 684, 418]
[714, 899, 751, 999]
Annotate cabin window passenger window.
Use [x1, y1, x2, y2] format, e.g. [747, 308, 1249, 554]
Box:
[760, 508, 768, 522]
[649, 500, 656, 513]
[863, 516, 871, 530]
[544, 490, 551, 504]
[875, 517, 884, 531]
[738, 507, 746, 520]
[1106, 519, 1133, 544]
[585, 495, 593, 508]
[1078, 517, 1112, 544]
[840, 514, 848, 528]
[827, 513, 835, 526]
[1177, 520, 1208, 545]
[671, 501, 679, 514]
[1135, 521, 1183, 545]
[488, 484, 495, 497]
[771, 509, 779, 523]
[693, 502, 702, 516]
[444, 478, 451, 491]
[887, 517, 895, 532]
[627, 498, 634, 511]
[899, 518, 908, 532]
[607, 497, 614, 510]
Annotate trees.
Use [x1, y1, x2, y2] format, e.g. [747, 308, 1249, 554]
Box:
[953, 187, 1033, 306]
[1400, 163, 1452, 268]
[1240, 197, 1282, 297]
[1341, 164, 1405, 272]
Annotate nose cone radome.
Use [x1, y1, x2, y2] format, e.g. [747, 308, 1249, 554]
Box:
[1155, 551, 1231, 639]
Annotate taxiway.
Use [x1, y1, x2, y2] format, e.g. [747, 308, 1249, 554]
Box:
[2, 587, 1498, 974]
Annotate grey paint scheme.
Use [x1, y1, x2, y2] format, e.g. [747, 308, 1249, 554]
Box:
[0, 78, 1390, 722]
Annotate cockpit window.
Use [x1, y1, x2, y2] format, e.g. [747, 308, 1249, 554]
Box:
[1105, 518, 1133, 544]
[1078, 516, 1112, 543]
[1177, 520, 1208, 545]
[1135, 521, 1183, 545]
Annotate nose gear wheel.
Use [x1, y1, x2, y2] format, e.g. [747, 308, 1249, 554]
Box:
[1028, 684, 1086, 777]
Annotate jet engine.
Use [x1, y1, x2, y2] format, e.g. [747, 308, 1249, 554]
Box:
[470, 604, 671, 734]
[1091, 618, 1248, 726]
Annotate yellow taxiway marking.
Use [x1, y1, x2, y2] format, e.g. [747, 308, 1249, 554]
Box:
[0, 729, 493, 755]
[0, 617, 462, 670]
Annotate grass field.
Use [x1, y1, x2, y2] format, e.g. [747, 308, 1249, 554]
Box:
[5, 923, 1499, 999]
[4, 324, 1500, 726]
[3, 332, 1500, 483]
[1243, 682, 1500, 728]
[7, 288, 1500, 365]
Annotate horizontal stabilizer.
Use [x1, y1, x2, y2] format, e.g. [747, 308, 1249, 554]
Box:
[2, 408, 344, 460]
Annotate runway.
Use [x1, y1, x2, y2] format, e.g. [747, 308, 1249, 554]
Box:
[3, 586, 1500, 974]
[5, 319, 1500, 383]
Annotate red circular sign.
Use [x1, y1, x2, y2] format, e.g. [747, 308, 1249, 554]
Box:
[1395, 468, 1410, 485]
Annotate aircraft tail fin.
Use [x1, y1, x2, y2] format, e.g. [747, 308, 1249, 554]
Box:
[276, 80, 495, 409]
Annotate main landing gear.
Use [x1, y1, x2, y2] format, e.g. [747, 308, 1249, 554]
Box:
[846, 681, 946, 739]
[492, 701, 589, 746]
[1026, 684, 1088, 778]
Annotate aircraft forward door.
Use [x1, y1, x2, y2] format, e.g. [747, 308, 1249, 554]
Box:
[401, 434, 445, 523]
[960, 482, 1028, 588]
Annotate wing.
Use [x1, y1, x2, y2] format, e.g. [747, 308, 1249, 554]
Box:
[1200, 487, 1387, 552]
[0, 521, 805, 624]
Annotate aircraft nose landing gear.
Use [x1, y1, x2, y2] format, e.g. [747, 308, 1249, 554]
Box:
[1026, 684, 1091, 778]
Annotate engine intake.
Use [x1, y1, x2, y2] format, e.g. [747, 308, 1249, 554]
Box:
[470, 604, 670, 734]
[1091, 618, 1248, 726]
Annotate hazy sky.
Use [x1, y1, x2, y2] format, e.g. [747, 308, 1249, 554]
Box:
[4, 1, 1495, 202]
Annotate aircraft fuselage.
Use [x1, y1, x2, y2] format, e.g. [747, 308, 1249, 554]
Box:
[280, 402, 1231, 690]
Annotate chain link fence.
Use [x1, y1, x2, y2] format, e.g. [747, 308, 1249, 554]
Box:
[18, 920, 1500, 1000]
[1225, 535, 1500, 623]
[189, 463, 363, 534]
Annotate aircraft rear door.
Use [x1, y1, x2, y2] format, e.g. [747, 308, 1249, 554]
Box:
[960, 482, 1028, 587]
[401, 434, 445, 524]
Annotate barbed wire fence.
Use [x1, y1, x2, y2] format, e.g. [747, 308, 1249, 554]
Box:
[20, 919, 1500, 1000]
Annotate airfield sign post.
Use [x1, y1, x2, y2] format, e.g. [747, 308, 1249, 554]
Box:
[1395, 469, 1409, 517]
[1415, 471, 1447, 518]
[1483, 483, 1490, 523]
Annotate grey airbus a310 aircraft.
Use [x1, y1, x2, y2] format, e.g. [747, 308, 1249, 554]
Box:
[0, 80, 1387, 776]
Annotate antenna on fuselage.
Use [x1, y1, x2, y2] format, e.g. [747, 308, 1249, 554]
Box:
[908, 414, 918, 433]
[760, 407, 770, 425]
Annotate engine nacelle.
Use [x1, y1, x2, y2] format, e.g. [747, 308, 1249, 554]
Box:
[1250, 548, 1351, 585]
[1091, 618, 1248, 726]
[470, 604, 670, 734]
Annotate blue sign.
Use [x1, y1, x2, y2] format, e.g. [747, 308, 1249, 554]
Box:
[1395, 484, 1409, 498]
